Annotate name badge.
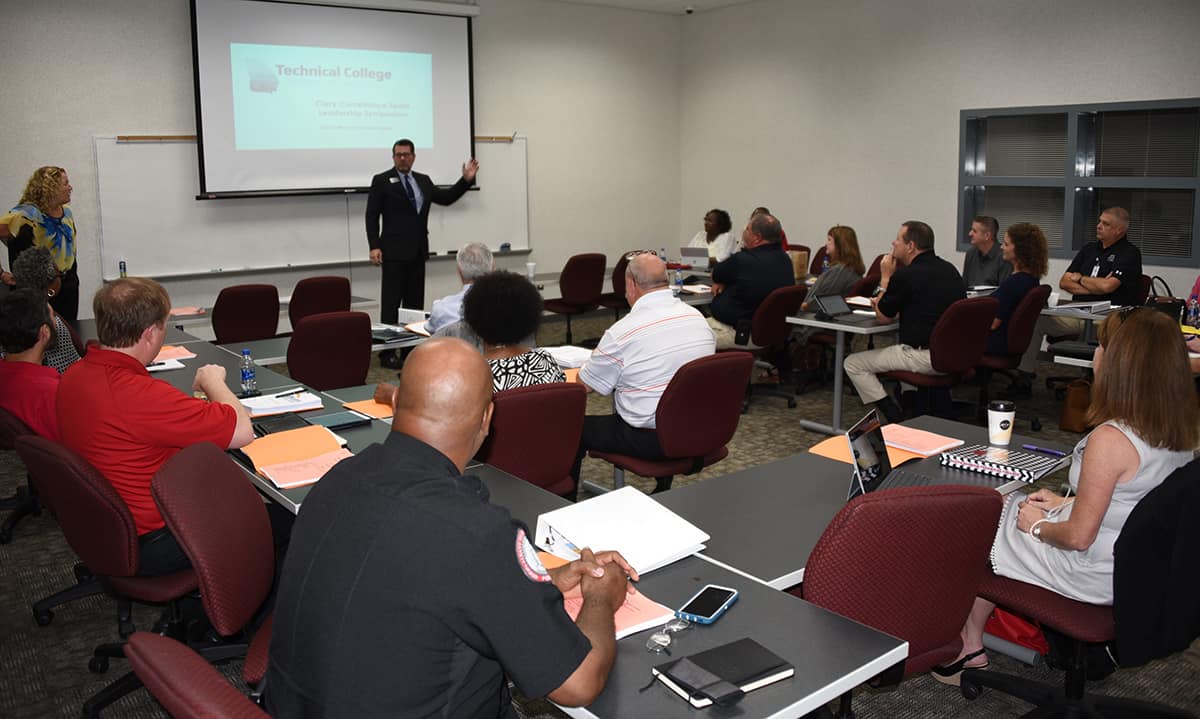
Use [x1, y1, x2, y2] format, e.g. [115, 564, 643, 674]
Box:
[388, 177, 399, 184]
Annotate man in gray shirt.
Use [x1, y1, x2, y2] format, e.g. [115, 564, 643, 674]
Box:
[961, 215, 1012, 289]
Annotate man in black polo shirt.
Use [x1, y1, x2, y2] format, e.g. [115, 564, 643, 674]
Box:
[1011, 206, 1141, 396]
[265, 338, 635, 718]
[706, 212, 795, 349]
[844, 220, 965, 422]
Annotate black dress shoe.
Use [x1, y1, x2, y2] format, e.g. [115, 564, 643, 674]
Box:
[379, 350, 403, 369]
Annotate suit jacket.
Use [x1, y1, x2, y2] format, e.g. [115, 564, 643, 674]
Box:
[364, 168, 472, 262]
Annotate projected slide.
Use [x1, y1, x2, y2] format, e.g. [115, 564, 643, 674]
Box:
[230, 43, 433, 151]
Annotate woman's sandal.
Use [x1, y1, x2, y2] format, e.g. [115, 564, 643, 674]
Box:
[930, 648, 989, 686]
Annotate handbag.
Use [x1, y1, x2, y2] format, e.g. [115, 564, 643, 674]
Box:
[1059, 378, 1092, 433]
[1144, 275, 1184, 322]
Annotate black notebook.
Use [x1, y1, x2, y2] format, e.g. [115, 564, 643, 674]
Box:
[651, 637, 794, 708]
[251, 412, 311, 438]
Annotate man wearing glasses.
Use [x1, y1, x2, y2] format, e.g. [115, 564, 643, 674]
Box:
[366, 139, 479, 368]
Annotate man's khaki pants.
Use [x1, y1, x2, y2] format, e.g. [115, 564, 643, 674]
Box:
[844, 344, 939, 404]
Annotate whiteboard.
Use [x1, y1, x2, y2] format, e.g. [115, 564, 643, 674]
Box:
[94, 136, 528, 280]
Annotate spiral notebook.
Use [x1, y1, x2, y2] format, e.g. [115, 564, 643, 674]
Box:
[939, 444, 1069, 483]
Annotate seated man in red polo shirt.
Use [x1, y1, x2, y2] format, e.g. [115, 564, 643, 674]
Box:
[0, 288, 62, 440]
[58, 277, 254, 576]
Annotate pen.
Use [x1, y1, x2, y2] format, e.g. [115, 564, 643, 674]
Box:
[271, 388, 306, 399]
[1021, 444, 1066, 458]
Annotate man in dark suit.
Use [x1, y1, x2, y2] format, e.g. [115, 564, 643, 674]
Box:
[366, 139, 478, 365]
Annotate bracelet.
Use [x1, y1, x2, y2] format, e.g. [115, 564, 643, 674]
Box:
[1029, 518, 1050, 543]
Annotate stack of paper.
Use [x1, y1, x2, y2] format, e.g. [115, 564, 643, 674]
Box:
[241, 425, 352, 489]
[846, 296, 873, 308]
[534, 486, 709, 575]
[404, 320, 431, 337]
[538, 552, 675, 639]
[542, 345, 593, 369]
[342, 398, 394, 419]
[241, 388, 323, 417]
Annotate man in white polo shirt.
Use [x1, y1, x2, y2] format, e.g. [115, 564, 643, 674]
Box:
[571, 252, 715, 494]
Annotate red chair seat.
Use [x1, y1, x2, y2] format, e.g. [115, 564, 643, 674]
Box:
[125, 632, 269, 719]
[542, 298, 597, 315]
[588, 446, 728, 479]
[978, 573, 1115, 644]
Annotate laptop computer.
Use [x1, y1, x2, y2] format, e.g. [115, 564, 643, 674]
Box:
[680, 246, 710, 264]
[843, 409, 1023, 501]
[811, 294, 878, 325]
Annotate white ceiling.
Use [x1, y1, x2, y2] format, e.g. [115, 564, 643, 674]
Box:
[542, 0, 755, 13]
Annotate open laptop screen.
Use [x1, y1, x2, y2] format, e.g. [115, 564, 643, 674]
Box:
[845, 409, 892, 500]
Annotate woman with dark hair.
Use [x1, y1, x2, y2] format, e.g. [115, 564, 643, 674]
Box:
[985, 223, 1049, 355]
[10, 247, 81, 373]
[463, 271, 565, 390]
[934, 308, 1198, 684]
[1, 167, 80, 322]
[686, 209, 737, 264]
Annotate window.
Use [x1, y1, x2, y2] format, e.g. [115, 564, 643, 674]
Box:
[959, 99, 1200, 267]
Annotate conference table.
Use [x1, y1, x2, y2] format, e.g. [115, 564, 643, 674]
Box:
[785, 312, 898, 435]
[219, 329, 427, 366]
[134, 329, 909, 719]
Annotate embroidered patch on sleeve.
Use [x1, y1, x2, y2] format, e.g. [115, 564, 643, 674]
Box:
[515, 528, 551, 583]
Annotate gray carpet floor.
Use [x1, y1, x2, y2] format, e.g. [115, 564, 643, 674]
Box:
[1, 311, 1197, 718]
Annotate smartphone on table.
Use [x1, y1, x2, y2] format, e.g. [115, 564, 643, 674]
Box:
[675, 584, 739, 624]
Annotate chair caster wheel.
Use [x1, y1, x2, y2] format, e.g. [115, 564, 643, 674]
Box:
[741, 401, 750, 414]
[786, 398, 797, 409]
[960, 679, 982, 701]
[74, 564, 94, 584]
[1030, 417, 1042, 432]
[33, 608, 53, 626]
[119, 620, 136, 639]
[88, 656, 109, 674]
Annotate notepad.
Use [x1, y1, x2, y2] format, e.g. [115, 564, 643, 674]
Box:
[146, 359, 185, 372]
[940, 444, 1069, 482]
[241, 425, 351, 489]
[652, 638, 794, 708]
[880, 424, 964, 457]
[154, 345, 197, 362]
[534, 486, 708, 575]
[404, 320, 431, 337]
[846, 295, 874, 308]
[536, 551, 675, 638]
[241, 390, 323, 417]
[342, 398, 394, 419]
[809, 434, 923, 467]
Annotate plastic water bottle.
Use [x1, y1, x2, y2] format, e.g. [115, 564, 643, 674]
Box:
[1188, 296, 1200, 329]
[240, 349, 257, 394]
[118, 259, 127, 278]
[673, 268, 683, 296]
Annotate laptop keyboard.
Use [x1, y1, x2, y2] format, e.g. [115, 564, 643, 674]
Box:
[879, 467, 1018, 491]
[877, 468, 936, 489]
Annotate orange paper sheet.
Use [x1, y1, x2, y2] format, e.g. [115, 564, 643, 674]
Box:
[259, 448, 353, 489]
[808, 434, 923, 466]
[879, 424, 963, 457]
[343, 398, 394, 420]
[535, 552, 674, 638]
[405, 320, 432, 337]
[154, 345, 197, 362]
[563, 368, 580, 384]
[242, 425, 343, 468]
[168, 306, 205, 316]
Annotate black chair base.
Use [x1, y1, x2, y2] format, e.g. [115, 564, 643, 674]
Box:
[31, 571, 103, 627]
[0, 484, 41, 544]
[960, 640, 1194, 719]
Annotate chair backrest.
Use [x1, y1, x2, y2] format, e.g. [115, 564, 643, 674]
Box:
[609, 253, 632, 298]
[656, 352, 755, 459]
[844, 272, 880, 299]
[557, 253, 607, 307]
[288, 276, 351, 328]
[286, 311, 372, 391]
[14, 436, 140, 577]
[750, 284, 808, 348]
[475, 383, 587, 492]
[0, 406, 34, 451]
[928, 297, 998, 375]
[999, 284, 1052, 359]
[802, 485, 1003, 675]
[125, 632, 269, 719]
[212, 284, 280, 344]
[809, 246, 828, 276]
[867, 253, 885, 278]
[152, 443, 275, 637]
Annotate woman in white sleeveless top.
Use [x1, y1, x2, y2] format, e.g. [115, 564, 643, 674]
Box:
[934, 308, 1198, 683]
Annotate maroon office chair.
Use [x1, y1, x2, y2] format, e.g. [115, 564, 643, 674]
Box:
[809, 245, 828, 276]
[1136, 273, 1152, 306]
[975, 284, 1051, 419]
[732, 284, 807, 410]
[126, 632, 269, 719]
[882, 296, 998, 419]
[597, 253, 634, 320]
[867, 253, 885, 278]
[959, 572, 1193, 718]
[542, 253, 606, 345]
[475, 382, 587, 499]
[212, 284, 280, 344]
[845, 272, 881, 299]
[0, 407, 40, 544]
[286, 311, 372, 390]
[792, 485, 1003, 718]
[287, 276, 351, 329]
[588, 352, 754, 494]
